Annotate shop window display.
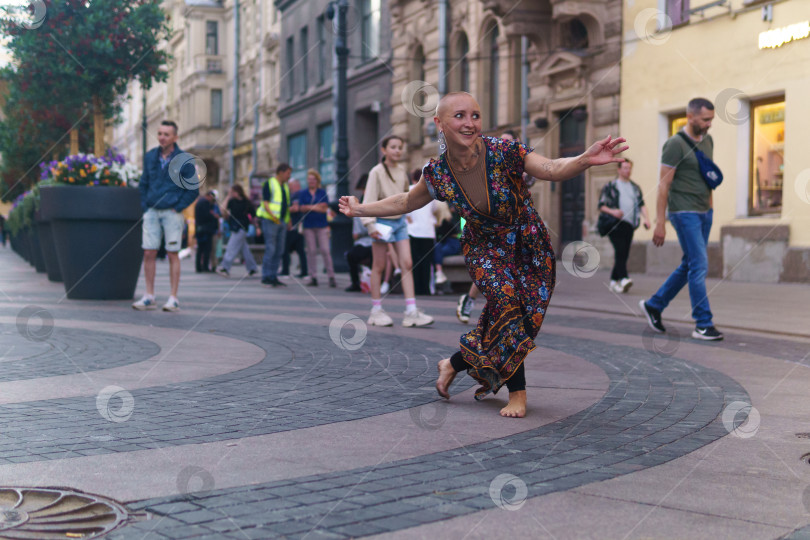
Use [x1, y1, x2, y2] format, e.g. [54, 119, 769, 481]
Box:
[750, 99, 784, 214]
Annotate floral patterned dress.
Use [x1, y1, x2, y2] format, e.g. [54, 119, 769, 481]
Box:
[423, 136, 556, 399]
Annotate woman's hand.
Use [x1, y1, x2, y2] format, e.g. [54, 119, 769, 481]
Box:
[583, 135, 629, 167]
[339, 196, 361, 217]
[370, 231, 382, 240]
[612, 208, 624, 219]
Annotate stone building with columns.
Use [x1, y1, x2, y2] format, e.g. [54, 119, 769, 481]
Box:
[110, 0, 283, 197]
[389, 0, 622, 250]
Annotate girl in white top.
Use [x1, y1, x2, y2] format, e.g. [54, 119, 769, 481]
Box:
[361, 136, 433, 328]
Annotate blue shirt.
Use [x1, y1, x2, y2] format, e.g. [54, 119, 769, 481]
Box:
[298, 188, 329, 229]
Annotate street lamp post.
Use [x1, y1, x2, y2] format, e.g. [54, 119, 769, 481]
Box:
[327, 0, 351, 272]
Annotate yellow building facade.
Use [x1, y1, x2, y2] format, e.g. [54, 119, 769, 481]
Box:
[622, 0, 810, 282]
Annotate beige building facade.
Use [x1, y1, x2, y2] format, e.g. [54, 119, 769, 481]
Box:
[111, 0, 283, 197]
[622, 0, 810, 282]
[389, 0, 623, 250]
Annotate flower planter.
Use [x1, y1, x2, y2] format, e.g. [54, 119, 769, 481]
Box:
[40, 185, 143, 300]
[17, 229, 30, 263]
[28, 224, 47, 273]
[36, 216, 62, 282]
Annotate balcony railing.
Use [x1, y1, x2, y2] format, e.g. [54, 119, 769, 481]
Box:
[194, 55, 224, 74]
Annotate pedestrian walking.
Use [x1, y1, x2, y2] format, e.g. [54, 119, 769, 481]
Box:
[340, 92, 627, 417]
[256, 164, 292, 288]
[359, 136, 433, 327]
[194, 190, 219, 273]
[295, 169, 336, 288]
[216, 184, 258, 277]
[598, 159, 650, 293]
[133, 120, 198, 312]
[640, 98, 724, 341]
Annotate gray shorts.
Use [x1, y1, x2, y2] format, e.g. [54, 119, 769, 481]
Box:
[142, 208, 185, 251]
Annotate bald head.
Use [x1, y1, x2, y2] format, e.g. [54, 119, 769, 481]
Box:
[435, 92, 479, 119]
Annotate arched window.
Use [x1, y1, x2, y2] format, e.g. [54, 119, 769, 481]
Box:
[488, 24, 499, 128]
[561, 18, 589, 50]
[451, 32, 469, 92]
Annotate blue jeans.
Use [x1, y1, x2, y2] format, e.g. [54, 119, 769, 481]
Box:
[648, 210, 714, 327]
[261, 220, 286, 280]
[433, 237, 461, 265]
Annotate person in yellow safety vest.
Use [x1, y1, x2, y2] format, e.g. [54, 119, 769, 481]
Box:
[257, 163, 292, 287]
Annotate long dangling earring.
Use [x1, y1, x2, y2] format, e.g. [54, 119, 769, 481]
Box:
[438, 131, 447, 155]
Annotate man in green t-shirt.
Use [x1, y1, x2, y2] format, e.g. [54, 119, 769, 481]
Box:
[640, 98, 724, 341]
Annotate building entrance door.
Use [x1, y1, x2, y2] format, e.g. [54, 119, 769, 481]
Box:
[559, 108, 587, 243]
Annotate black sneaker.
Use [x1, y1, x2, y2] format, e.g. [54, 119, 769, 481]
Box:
[261, 277, 273, 287]
[247, 269, 257, 277]
[692, 326, 724, 341]
[271, 278, 287, 287]
[457, 294, 474, 324]
[639, 300, 666, 333]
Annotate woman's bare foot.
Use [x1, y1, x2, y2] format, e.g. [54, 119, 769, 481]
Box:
[500, 390, 527, 418]
[435, 358, 457, 399]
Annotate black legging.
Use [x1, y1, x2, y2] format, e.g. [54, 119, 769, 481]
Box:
[450, 351, 526, 392]
[607, 221, 635, 281]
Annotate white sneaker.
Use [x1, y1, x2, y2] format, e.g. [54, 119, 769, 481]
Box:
[402, 309, 434, 328]
[132, 295, 157, 311]
[609, 280, 623, 293]
[367, 309, 393, 327]
[162, 297, 180, 312]
[620, 278, 633, 293]
[435, 270, 448, 285]
[380, 282, 390, 295]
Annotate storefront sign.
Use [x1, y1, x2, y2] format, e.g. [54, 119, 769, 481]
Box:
[758, 21, 810, 49]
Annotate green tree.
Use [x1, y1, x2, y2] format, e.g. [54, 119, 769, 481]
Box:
[0, 0, 170, 198]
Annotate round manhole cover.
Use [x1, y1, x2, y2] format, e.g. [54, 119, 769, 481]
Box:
[0, 487, 130, 538]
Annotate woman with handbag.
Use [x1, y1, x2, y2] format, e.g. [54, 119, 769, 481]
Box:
[598, 159, 650, 293]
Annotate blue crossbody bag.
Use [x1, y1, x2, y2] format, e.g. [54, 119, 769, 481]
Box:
[677, 132, 723, 190]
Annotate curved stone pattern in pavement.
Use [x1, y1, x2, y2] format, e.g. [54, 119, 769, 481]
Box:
[0, 321, 461, 464]
[0, 323, 160, 382]
[108, 334, 749, 539]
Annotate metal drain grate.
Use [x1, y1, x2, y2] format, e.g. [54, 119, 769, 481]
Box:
[0, 487, 131, 538]
[797, 433, 810, 439]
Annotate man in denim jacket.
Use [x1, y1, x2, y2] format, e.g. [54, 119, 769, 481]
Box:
[132, 120, 199, 312]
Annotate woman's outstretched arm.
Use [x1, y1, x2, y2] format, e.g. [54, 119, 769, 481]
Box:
[339, 177, 432, 218]
[524, 135, 628, 182]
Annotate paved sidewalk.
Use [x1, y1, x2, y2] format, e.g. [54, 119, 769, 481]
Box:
[0, 247, 808, 539]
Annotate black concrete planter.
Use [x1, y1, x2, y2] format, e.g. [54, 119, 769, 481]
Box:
[28, 223, 46, 273]
[40, 185, 143, 300]
[16, 229, 30, 263]
[36, 217, 62, 282]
